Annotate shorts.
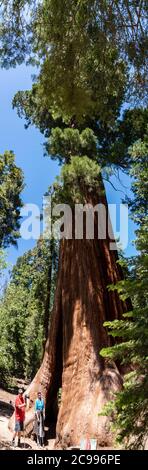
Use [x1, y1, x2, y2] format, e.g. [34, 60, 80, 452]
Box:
[15, 420, 24, 432]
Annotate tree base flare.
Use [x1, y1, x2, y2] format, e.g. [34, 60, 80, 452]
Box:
[55, 364, 122, 449]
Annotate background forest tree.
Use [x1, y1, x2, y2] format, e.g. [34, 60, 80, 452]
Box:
[0, 150, 24, 384]
[0, 0, 147, 448]
[0, 238, 58, 384]
[0, 151, 23, 248]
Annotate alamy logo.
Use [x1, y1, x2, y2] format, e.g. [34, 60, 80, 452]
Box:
[20, 196, 128, 250]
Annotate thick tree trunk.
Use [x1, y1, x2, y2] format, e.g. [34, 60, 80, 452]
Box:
[9, 178, 129, 447]
[55, 236, 125, 448]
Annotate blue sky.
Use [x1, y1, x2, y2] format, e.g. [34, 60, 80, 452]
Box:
[0, 64, 137, 283]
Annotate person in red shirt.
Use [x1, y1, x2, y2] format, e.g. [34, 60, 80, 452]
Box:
[12, 388, 26, 447]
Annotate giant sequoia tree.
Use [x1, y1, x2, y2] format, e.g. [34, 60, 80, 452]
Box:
[1, 1, 147, 446]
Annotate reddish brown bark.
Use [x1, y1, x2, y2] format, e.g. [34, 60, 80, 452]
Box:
[9, 178, 130, 447]
[55, 236, 126, 448]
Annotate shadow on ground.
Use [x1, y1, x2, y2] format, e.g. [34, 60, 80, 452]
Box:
[0, 401, 13, 419]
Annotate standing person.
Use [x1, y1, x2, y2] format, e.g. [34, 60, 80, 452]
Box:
[34, 391, 45, 446]
[12, 388, 26, 447]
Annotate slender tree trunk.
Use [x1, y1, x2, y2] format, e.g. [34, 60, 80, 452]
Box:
[9, 176, 130, 447]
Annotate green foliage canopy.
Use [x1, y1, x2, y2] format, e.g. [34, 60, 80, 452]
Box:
[1, 1, 147, 103]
